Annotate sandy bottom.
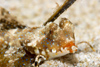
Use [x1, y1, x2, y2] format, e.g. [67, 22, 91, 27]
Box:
[0, 0, 100, 67]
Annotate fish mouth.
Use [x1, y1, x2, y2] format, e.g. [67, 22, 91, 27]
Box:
[48, 41, 77, 59]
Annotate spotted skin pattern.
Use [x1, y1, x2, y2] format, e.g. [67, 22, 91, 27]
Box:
[0, 7, 77, 66]
[17, 18, 77, 66]
[19, 18, 77, 60]
[0, 17, 77, 67]
[0, 0, 77, 66]
[0, 0, 95, 66]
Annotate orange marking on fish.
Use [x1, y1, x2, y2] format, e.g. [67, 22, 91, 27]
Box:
[63, 41, 77, 53]
[63, 41, 75, 48]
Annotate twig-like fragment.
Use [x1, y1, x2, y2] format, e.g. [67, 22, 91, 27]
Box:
[43, 0, 76, 26]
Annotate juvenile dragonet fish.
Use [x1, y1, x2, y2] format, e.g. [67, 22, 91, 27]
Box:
[0, 0, 77, 67]
[19, 18, 77, 66]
